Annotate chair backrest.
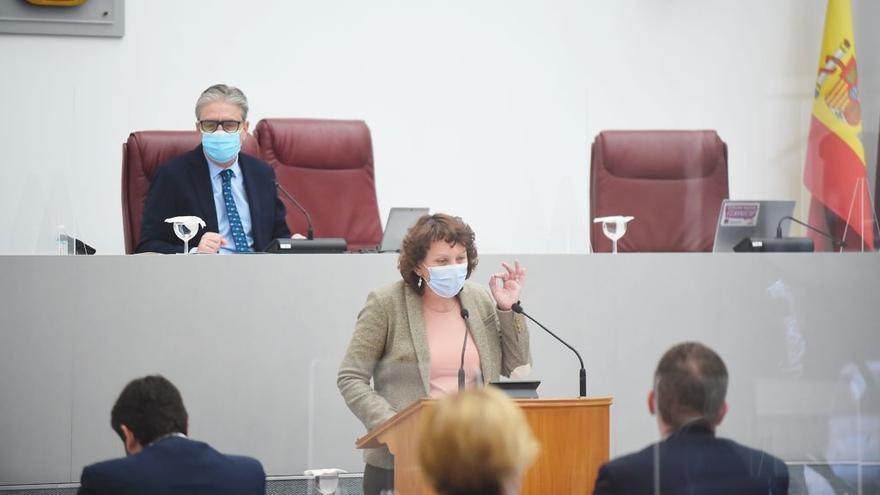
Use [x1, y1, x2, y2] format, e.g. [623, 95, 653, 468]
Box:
[254, 118, 382, 251]
[121, 131, 259, 254]
[590, 130, 729, 252]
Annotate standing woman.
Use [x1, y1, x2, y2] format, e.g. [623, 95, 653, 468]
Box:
[338, 213, 531, 495]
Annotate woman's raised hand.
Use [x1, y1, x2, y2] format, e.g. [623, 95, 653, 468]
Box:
[489, 260, 526, 311]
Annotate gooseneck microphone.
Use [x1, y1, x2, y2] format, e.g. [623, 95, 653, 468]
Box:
[776, 215, 845, 249]
[511, 302, 586, 397]
[458, 308, 470, 392]
[273, 181, 314, 240]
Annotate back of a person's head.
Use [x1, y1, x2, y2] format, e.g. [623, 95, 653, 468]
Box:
[654, 342, 728, 430]
[111, 375, 188, 445]
[417, 387, 539, 495]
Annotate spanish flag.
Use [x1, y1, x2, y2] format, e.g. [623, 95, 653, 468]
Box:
[803, 0, 874, 250]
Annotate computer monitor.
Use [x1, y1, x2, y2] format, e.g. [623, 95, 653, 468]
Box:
[712, 200, 796, 252]
[379, 207, 429, 253]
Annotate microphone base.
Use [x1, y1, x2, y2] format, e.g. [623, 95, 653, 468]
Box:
[579, 368, 587, 398]
[733, 237, 814, 253]
[264, 238, 347, 253]
[489, 380, 541, 399]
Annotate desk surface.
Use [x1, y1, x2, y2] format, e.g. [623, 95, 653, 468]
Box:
[1, 253, 877, 484]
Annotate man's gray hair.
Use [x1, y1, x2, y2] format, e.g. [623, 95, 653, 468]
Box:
[195, 84, 249, 121]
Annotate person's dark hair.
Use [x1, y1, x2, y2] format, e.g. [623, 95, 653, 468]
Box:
[654, 342, 728, 430]
[110, 375, 188, 445]
[398, 214, 478, 295]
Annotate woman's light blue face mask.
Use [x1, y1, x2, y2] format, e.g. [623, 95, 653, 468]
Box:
[425, 263, 468, 298]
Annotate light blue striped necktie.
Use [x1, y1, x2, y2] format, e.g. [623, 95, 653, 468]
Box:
[220, 169, 249, 253]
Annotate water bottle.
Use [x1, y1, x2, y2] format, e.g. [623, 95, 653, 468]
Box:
[57, 225, 69, 255]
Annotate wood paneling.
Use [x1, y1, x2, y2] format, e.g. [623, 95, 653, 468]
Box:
[357, 397, 612, 494]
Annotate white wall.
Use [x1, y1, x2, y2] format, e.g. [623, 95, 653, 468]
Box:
[0, 0, 878, 254]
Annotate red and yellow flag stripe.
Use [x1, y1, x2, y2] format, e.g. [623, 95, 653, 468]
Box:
[803, 0, 873, 249]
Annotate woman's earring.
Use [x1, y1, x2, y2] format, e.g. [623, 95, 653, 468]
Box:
[417, 276, 423, 288]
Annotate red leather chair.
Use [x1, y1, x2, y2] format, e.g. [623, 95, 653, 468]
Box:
[254, 118, 382, 251]
[590, 130, 729, 252]
[121, 131, 260, 254]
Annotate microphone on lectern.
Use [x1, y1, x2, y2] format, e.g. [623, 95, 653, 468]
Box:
[511, 301, 587, 397]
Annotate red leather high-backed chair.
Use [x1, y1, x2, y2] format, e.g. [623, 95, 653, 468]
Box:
[254, 118, 382, 251]
[121, 131, 260, 254]
[590, 130, 729, 252]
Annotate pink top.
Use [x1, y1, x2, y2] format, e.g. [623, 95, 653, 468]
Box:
[423, 304, 481, 398]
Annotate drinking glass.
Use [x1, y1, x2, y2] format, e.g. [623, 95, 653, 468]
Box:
[593, 216, 634, 254]
[164, 216, 206, 254]
[172, 223, 197, 254]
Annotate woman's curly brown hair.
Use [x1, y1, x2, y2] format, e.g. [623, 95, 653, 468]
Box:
[398, 214, 479, 295]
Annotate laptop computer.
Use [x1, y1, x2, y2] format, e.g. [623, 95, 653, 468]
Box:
[379, 207, 429, 252]
[712, 200, 796, 252]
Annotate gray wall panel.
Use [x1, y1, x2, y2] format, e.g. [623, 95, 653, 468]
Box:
[1, 259, 76, 482]
[1, 253, 877, 484]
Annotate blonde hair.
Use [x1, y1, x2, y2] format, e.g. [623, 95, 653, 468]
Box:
[417, 387, 539, 495]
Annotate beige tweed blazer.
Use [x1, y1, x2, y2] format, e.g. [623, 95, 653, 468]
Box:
[337, 279, 531, 469]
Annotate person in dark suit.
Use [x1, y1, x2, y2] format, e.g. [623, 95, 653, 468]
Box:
[136, 84, 290, 254]
[77, 375, 265, 495]
[593, 342, 789, 495]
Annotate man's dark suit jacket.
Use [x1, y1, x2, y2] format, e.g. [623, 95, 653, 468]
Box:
[136, 146, 290, 254]
[593, 422, 789, 495]
[77, 435, 265, 495]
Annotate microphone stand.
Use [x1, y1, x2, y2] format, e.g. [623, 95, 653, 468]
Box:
[776, 215, 845, 249]
[512, 302, 586, 397]
[274, 181, 314, 240]
[458, 307, 470, 392]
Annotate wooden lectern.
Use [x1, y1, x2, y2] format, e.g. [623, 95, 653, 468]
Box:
[356, 397, 612, 494]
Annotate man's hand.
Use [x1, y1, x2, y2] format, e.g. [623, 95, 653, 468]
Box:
[197, 232, 227, 253]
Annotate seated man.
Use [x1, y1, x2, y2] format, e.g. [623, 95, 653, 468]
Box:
[77, 375, 265, 495]
[136, 83, 290, 254]
[593, 342, 789, 495]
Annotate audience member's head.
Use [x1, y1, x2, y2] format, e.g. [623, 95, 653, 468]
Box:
[649, 341, 729, 435]
[110, 375, 188, 455]
[417, 387, 539, 495]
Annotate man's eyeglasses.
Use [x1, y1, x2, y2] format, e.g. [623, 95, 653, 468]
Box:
[198, 120, 242, 133]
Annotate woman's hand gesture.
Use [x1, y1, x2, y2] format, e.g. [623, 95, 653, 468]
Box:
[489, 260, 526, 311]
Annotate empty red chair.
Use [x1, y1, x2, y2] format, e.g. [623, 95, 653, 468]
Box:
[590, 130, 729, 252]
[254, 118, 382, 251]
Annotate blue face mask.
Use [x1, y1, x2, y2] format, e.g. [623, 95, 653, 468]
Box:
[202, 130, 241, 164]
[426, 263, 467, 298]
